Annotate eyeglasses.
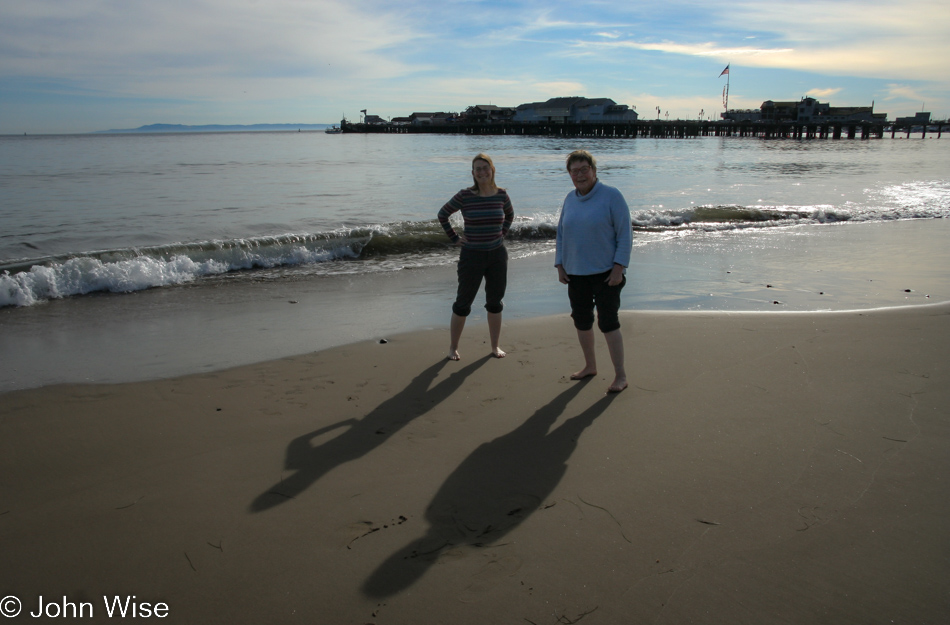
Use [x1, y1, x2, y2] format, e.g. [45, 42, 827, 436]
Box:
[473, 165, 492, 173]
[569, 165, 592, 176]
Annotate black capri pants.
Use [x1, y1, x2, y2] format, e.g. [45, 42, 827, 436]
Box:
[452, 245, 508, 317]
[567, 270, 626, 333]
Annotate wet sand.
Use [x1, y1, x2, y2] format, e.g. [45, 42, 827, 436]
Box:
[3, 219, 949, 393]
[2, 304, 948, 623]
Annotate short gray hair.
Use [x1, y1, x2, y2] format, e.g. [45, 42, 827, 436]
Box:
[566, 150, 596, 172]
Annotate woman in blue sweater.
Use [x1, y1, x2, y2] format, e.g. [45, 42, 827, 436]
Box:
[438, 153, 514, 361]
[555, 150, 632, 392]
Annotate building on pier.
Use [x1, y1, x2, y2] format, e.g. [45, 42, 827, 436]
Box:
[513, 97, 638, 124]
[339, 94, 948, 138]
[408, 112, 459, 126]
[464, 105, 516, 123]
[724, 97, 886, 124]
[894, 111, 931, 126]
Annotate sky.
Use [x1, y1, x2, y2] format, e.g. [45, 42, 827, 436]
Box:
[2, 0, 948, 134]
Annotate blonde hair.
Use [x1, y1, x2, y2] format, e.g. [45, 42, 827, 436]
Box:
[469, 153, 497, 191]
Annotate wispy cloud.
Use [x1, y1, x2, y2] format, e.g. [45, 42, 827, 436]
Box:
[577, 40, 793, 59]
[557, 0, 949, 80]
[2, 0, 948, 132]
[688, 0, 950, 80]
[1, 0, 421, 97]
[883, 84, 928, 104]
[806, 88, 843, 99]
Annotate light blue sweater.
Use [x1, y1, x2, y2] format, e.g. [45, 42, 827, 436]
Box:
[555, 180, 632, 275]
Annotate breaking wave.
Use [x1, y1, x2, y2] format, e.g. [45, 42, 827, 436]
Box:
[3, 199, 946, 308]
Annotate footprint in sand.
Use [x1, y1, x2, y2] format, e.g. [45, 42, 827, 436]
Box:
[338, 516, 409, 549]
[338, 521, 377, 548]
[458, 556, 523, 602]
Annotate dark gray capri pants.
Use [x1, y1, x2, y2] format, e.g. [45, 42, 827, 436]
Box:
[567, 270, 626, 333]
[452, 245, 508, 317]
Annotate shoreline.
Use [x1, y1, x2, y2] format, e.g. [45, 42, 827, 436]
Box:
[1, 219, 948, 392]
[2, 305, 948, 623]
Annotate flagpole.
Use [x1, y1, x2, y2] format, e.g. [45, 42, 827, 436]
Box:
[726, 68, 730, 111]
[720, 64, 730, 114]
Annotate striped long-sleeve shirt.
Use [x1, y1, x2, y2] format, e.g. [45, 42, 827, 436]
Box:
[437, 188, 514, 251]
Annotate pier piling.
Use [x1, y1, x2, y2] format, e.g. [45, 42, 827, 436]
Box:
[340, 119, 944, 139]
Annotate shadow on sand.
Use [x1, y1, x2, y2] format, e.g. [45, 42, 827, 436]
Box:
[250, 355, 491, 512]
[362, 379, 617, 598]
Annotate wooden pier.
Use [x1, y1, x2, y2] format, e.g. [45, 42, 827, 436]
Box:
[341, 119, 946, 139]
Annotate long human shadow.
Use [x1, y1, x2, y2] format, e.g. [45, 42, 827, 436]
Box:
[362, 380, 617, 598]
[250, 355, 491, 512]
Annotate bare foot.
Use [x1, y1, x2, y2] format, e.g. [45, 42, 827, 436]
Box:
[447, 349, 460, 361]
[570, 367, 597, 380]
[607, 377, 628, 393]
[492, 348, 506, 358]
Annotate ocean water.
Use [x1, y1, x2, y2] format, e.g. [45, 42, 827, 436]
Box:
[1, 131, 949, 389]
[2, 132, 948, 307]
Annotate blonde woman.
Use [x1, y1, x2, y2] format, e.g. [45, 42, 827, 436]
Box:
[437, 153, 514, 360]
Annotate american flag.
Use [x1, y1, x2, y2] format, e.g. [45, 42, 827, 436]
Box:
[719, 65, 730, 77]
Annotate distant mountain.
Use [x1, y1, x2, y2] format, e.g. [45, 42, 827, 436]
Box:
[94, 123, 331, 134]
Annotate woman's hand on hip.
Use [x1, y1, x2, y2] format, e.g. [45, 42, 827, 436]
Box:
[606, 264, 624, 286]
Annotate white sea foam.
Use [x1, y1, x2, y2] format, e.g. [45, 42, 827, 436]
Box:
[0, 240, 359, 307]
[2, 133, 949, 309]
[0, 255, 222, 307]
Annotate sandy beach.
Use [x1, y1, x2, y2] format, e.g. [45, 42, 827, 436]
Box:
[2, 304, 948, 624]
[4, 219, 949, 394]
